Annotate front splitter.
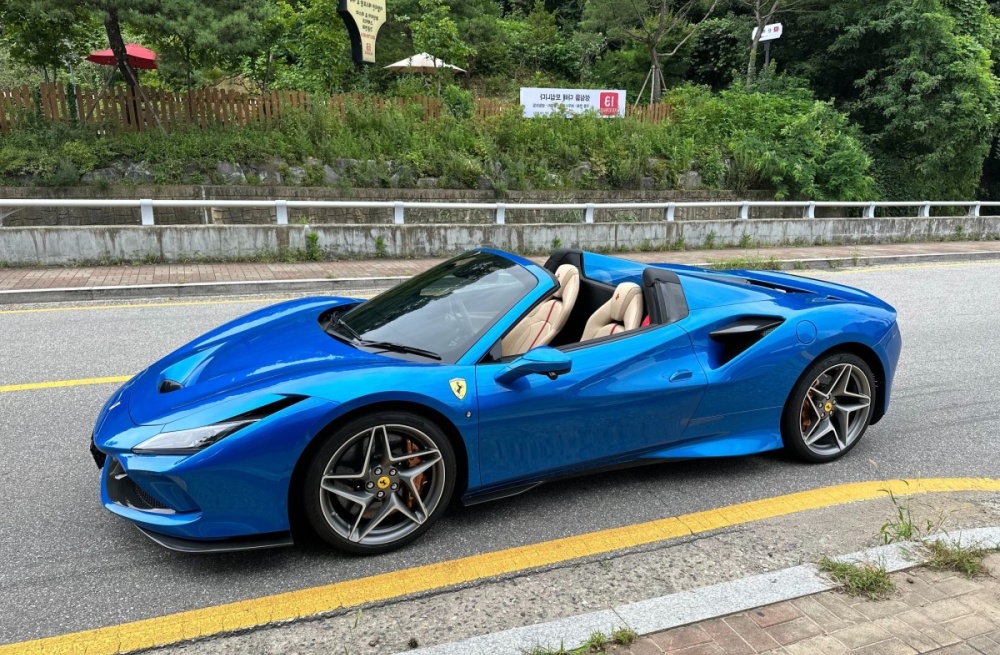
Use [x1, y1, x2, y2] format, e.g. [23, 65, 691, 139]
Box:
[135, 526, 294, 553]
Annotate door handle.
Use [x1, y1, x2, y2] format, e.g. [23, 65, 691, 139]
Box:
[669, 370, 693, 382]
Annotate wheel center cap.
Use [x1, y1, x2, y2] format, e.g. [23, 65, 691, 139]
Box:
[824, 401, 833, 413]
[376, 476, 391, 490]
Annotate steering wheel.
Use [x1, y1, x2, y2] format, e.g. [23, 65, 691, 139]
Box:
[447, 296, 475, 336]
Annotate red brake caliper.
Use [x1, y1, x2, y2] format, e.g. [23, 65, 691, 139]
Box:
[405, 439, 425, 510]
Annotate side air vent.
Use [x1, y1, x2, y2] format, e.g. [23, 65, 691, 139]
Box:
[710, 317, 785, 365]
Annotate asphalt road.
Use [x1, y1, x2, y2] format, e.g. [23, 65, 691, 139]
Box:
[2, 262, 999, 645]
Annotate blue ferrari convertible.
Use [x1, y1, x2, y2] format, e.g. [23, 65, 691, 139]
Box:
[91, 248, 901, 554]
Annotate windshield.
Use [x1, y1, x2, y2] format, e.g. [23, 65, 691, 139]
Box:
[340, 252, 539, 363]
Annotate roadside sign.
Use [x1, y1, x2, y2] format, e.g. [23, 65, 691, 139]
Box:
[520, 88, 626, 118]
[752, 23, 783, 42]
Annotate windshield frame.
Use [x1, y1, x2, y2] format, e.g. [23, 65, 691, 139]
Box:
[338, 250, 554, 365]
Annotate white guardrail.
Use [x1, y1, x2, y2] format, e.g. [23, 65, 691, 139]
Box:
[0, 198, 996, 226]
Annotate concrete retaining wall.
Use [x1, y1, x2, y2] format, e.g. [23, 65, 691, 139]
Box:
[2, 217, 998, 266]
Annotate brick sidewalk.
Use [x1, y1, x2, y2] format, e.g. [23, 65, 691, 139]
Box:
[2, 241, 1000, 291]
[626, 556, 1000, 655]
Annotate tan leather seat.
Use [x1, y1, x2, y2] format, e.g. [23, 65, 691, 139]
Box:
[502, 264, 580, 357]
[581, 282, 643, 341]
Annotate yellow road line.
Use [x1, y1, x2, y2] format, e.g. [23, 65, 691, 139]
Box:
[5, 477, 999, 655]
[0, 297, 292, 315]
[0, 376, 132, 394]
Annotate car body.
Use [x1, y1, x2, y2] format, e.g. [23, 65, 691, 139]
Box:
[91, 248, 902, 553]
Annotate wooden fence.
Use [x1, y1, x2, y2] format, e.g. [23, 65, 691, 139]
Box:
[0, 82, 671, 133]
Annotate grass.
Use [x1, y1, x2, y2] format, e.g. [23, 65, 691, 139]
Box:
[522, 626, 640, 655]
[924, 539, 995, 578]
[818, 558, 896, 600]
[878, 488, 942, 545]
[708, 255, 783, 270]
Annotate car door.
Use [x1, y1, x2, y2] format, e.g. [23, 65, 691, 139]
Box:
[474, 324, 708, 488]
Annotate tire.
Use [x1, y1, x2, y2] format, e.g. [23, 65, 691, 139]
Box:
[781, 352, 876, 463]
[303, 411, 456, 555]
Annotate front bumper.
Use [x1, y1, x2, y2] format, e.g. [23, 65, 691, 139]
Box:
[92, 386, 339, 547]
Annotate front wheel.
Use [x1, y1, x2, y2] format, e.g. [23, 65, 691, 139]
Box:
[782, 353, 875, 463]
[303, 412, 456, 555]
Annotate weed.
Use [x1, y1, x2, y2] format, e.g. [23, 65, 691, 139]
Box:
[584, 631, 607, 652]
[611, 627, 638, 646]
[673, 235, 686, 251]
[704, 230, 717, 249]
[924, 539, 994, 578]
[738, 231, 752, 249]
[552, 237, 563, 250]
[818, 558, 895, 600]
[879, 488, 940, 544]
[710, 256, 782, 271]
[94, 177, 112, 192]
[523, 643, 568, 655]
[305, 232, 322, 261]
[792, 261, 806, 270]
[375, 235, 388, 258]
[954, 225, 965, 241]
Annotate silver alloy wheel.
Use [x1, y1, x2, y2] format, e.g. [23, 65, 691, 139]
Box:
[318, 424, 446, 547]
[799, 363, 872, 456]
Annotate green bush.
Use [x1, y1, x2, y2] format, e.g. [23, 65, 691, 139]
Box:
[0, 83, 875, 200]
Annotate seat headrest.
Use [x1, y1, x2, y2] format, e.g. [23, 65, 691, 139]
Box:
[552, 264, 579, 300]
[609, 282, 641, 322]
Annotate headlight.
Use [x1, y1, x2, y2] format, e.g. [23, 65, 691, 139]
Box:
[132, 420, 255, 455]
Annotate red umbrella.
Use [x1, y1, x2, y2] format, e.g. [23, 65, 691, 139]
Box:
[86, 44, 158, 70]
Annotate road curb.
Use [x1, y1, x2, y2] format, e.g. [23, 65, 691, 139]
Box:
[0, 276, 408, 305]
[1, 250, 999, 305]
[399, 527, 1000, 655]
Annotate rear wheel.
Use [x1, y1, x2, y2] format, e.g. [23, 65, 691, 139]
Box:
[303, 412, 456, 554]
[782, 353, 875, 463]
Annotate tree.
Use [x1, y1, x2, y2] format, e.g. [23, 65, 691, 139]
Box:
[131, 0, 268, 93]
[581, 0, 718, 103]
[409, 0, 475, 66]
[828, 0, 1000, 199]
[0, 0, 98, 82]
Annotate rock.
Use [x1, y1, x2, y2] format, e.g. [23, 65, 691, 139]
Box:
[417, 177, 439, 189]
[544, 173, 563, 188]
[122, 161, 155, 183]
[304, 156, 322, 167]
[257, 168, 283, 186]
[569, 161, 592, 182]
[334, 158, 359, 173]
[390, 165, 416, 188]
[82, 167, 121, 184]
[286, 166, 306, 186]
[216, 161, 246, 184]
[477, 176, 494, 191]
[647, 157, 665, 170]
[641, 176, 656, 190]
[677, 170, 703, 190]
[323, 165, 341, 185]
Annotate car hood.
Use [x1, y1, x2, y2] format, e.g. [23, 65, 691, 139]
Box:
[127, 297, 391, 425]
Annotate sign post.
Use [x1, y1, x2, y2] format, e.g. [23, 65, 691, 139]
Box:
[339, 0, 387, 65]
[751, 22, 783, 67]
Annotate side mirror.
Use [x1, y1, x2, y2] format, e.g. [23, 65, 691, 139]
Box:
[494, 347, 572, 385]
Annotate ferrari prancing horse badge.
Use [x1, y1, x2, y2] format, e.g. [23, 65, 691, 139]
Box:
[449, 378, 467, 400]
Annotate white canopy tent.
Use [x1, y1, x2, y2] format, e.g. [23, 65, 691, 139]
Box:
[384, 52, 466, 95]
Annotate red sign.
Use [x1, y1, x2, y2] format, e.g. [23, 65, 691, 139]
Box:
[599, 92, 619, 117]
